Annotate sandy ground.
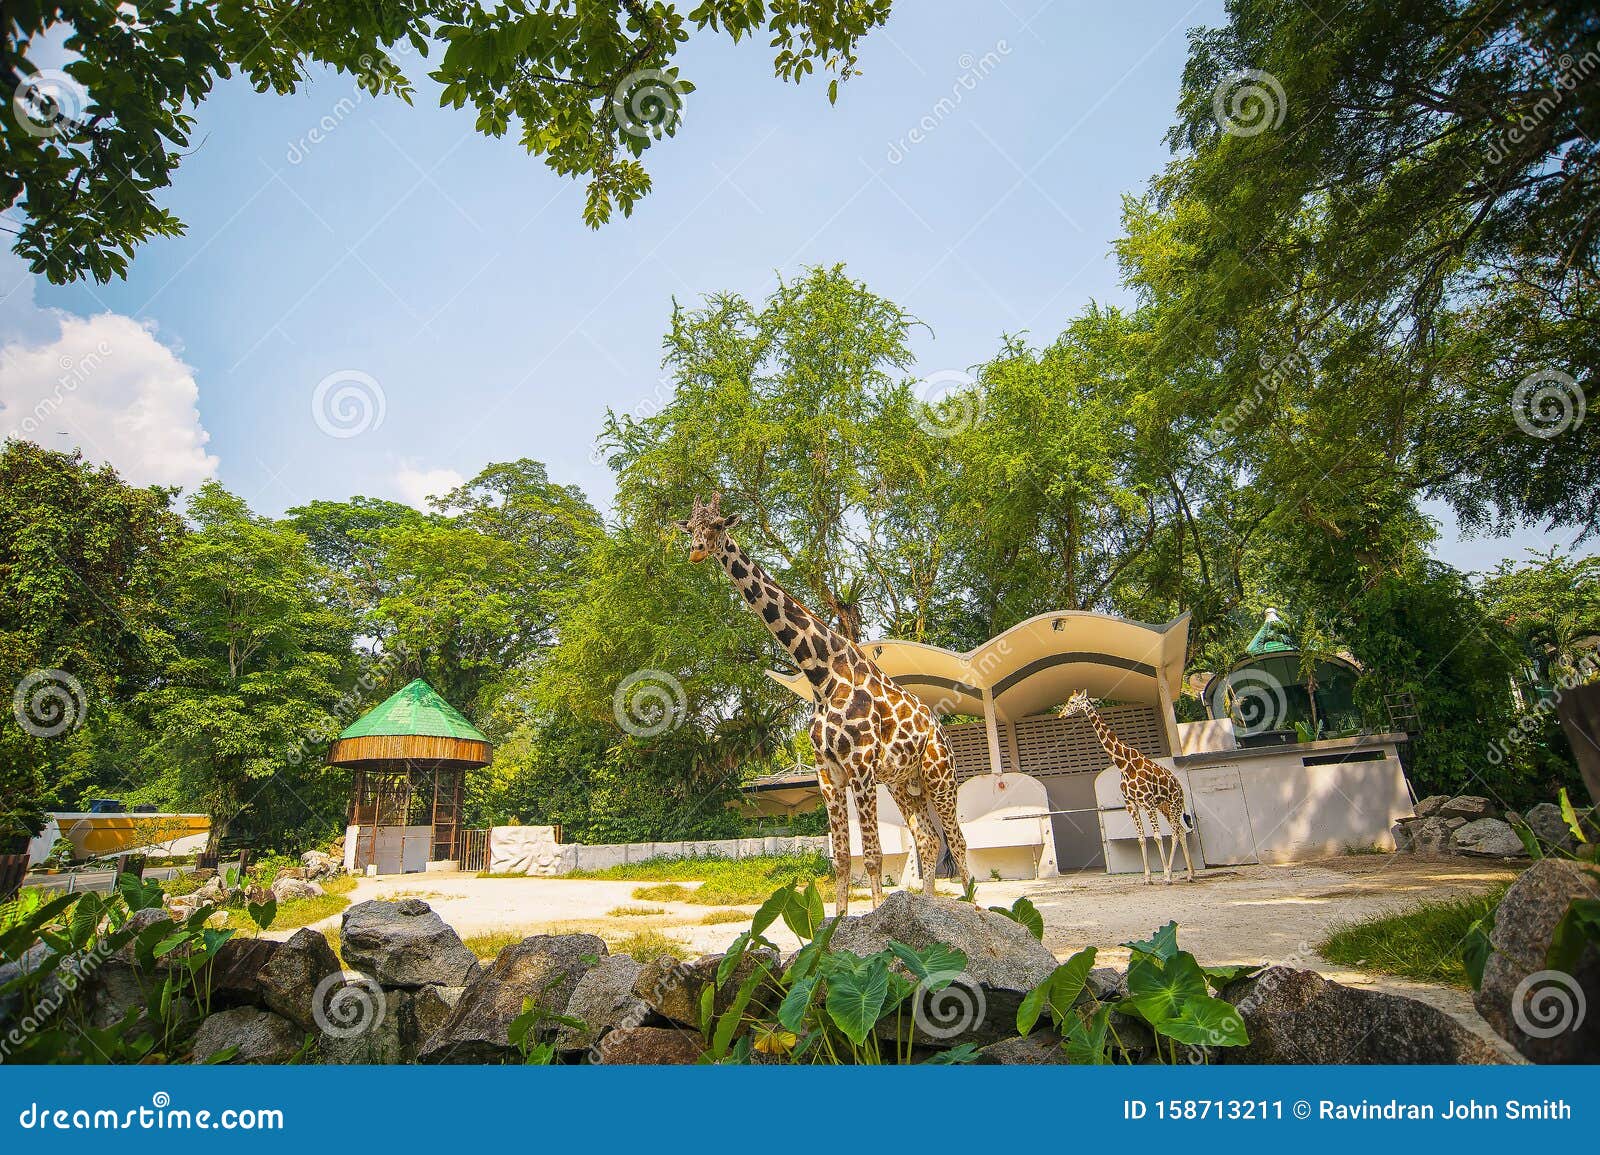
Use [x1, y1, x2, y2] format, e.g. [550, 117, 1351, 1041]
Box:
[293, 854, 1521, 1057]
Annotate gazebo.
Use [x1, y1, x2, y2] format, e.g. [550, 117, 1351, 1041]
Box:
[1202, 608, 1364, 744]
[329, 679, 491, 875]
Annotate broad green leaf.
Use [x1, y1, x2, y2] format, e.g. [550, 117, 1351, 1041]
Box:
[1157, 995, 1249, 1047]
[922, 1042, 981, 1064]
[887, 941, 966, 984]
[0, 893, 80, 960]
[1064, 1003, 1113, 1064]
[717, 931, 751, 987]
[1047, 946, 1098, 1012]
[1559, 789, 1588, 844]
[1125, 950, 1207, 1024]
[751, 884, 793, 937]
[711, 961, 770, 1058]
[825, 955, 891, 1045]
[1546, 898, 1600, 974]
[1016, 981, 1050, 1037]
[782, 880, 825, 941]
[1461, 912, 1497, 991]
[777, 975, 819, 1032]
[69, 891, 104, 949]
[1123, 921, 1179, 961]
[1200, 962, 1263, 993]
[246, 898, 276, 932]
[989, 896, 1044, 940]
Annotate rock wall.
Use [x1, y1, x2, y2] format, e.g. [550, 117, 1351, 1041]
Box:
[486, 828, 830, 877]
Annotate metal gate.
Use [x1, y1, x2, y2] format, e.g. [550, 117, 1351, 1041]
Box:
[457, 828, 489, 873]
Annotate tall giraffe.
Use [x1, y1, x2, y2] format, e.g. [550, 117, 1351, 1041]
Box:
[674, 494, 971, 913]
[1061, 690, 1196, 884]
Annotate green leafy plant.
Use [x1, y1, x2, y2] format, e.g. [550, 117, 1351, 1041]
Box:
[1017, 921, 1253, 1063]
[988, 896, 1044, 941]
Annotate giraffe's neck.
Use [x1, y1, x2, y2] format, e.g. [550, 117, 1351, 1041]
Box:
[717, 536, 854, 689]
[1081, 707, 1127, 762]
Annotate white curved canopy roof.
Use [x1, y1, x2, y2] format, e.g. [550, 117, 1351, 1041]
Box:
[768, 609, 1190, 720]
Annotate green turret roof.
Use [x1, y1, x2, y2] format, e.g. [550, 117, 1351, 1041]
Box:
[1245, 608, 1297, 655]
[337, 679, 488, 743]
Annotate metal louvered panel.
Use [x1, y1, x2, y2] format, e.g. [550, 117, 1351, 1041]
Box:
[947, 705, 1170, 782]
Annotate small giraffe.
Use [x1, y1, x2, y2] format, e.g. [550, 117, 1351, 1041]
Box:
[674, 494, 971, 913]
[1062, 689, 1196, 884]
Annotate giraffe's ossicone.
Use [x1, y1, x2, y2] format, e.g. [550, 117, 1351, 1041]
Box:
[674, 493, 972, 913]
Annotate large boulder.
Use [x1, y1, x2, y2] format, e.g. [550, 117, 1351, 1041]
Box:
[635, 948, 778, 1028]
[301, 851, 341, 880]
[1475, 859, 1600, 1063]
[340, 899, 480, 989]
[596, 1025, 704, 1064]
[1391, 819, 1418, 853]
[1439, 795, 1495, 821]
[1523, 803, 1577, 854]
[83, 958, 147, 1030]
[826, 892, 1060, 1047]
[1220, 966, 1507, 1064]
[206, 937, 283, 1008]
[258, 929, 342, 1031]
[417, 934, 604, 1064]
[557, 954, 648, 1053]
[976, 1032, 1069, 1064]
[270, 877, 324, 902]
[191, 1007, 306, 1064]
[1415, 795, 1450, 818]
[1410, 816, 1463, 855]
[315, 983, 405, 1065]
[405, 984, 465, 1055]
[1452, 818, 1527, 858]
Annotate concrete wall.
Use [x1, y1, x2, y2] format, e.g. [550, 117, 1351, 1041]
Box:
[485, 828, 831, 877]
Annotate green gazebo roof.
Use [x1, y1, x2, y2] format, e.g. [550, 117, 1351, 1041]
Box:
[338, 679, 488, 743]
[1245, 608, 1297, 656]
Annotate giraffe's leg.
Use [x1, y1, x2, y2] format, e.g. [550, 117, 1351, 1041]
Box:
[1157, 809, 1176, 885]
[816, 762, 852, 916]
[1128, 804, 1152, 884]
[888, 782, 939, 899]
[925, 737, 971, 898]
[853, 772, 884, 909]
[1174, 807, 1196, 882]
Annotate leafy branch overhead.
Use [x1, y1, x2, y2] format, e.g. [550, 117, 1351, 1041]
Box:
[3, 1, 893, 283]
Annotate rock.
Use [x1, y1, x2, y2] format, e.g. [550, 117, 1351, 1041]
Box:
[1414, 795, 1450, 818]
[405, 985, 464, 1057]
[1392, 819, 1416, 853]
[275, 867, 308, 881]
[827, 892, 1060, 1047]
[976, 1032, 1069, 1064]
[194, 876, 229, 905]
[269, 876, 323, 902]
[258, 929, 342, 1031]
[1451, 818, 1528, 858]
[83, 958, 147, 1030]
[206, 937, 283, 1008]
[557, 954, 648, 1052]
[1439, 795, 1494, 821]
[635, 948, 778, 1028]
[302, 851, 340, 880]
[0, 944, 62, 1029]
[1086, 967, 1128, 1002]
[1475, 859, 1600, 1063]
[418, 934, 604, 1064]
[315, 985, 405, 1065]
[340, 899, 480, 989]
[191, 1007, 306, 1064]
[1410, 816, 1457, 854]
[596, 1025, 704, 1064]
[1523, 803, 1577, 853]
[115, 907, 174, 962]
[1221, 966, 1507, 1064]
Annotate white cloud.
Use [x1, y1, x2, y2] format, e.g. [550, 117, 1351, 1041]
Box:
[392, 462, 464, 510]
[0, 304, 219, 490]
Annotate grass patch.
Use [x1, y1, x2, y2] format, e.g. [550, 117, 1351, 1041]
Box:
[463, 929, 526, 959]
[607, 905, 665, 917]
[571, 852, 830, 905]
[220, 875, 357, 934]
[611, 929, 690, 962]
[1319, 885, 1507, 989]
[697, 908, 750, 925]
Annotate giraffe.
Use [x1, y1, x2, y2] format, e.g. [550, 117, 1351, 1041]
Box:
[673, 494, 971, 914]
[1061, 689, 1196, 884]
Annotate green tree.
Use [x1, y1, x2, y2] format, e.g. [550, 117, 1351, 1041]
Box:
[0, 440, 183, 840]
[1479, 548, 1600, 688]
[137, 484, 357, 850]
[5, 0, 891, 283]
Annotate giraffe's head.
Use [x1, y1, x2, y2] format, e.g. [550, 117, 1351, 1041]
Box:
[1061, 689, 1095, 718]
[672, 493, 741, 564]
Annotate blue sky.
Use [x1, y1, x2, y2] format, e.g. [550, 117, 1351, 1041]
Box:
[0, 0, 1580, 572]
